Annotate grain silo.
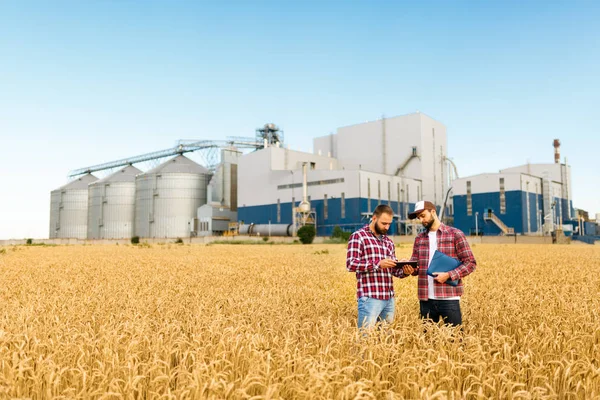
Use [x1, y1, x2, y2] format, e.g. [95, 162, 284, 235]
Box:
[87, 165, 142, 239]
[134, 155, 210, 238]
[49, 173, 98, 239]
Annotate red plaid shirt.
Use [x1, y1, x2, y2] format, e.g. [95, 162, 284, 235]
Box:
[409, 224, 476, 300]
[346, 225, 408, 300]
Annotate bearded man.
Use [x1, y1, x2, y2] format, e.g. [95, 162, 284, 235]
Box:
[346, 204, 414, 329]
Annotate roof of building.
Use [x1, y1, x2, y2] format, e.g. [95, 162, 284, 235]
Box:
[55, 173, 98, 190]
[142, 155, 210, 175]
[93, 165, 143, 184]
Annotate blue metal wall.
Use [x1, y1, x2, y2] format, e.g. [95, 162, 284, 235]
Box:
[453, 191, 545, 235]
[560, 198, 574, 221]
[239, 198, 416, 236]
[583, 221, 597, 236]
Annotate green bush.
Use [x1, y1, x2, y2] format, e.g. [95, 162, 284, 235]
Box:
[297, 225, 316, 244]
[26, 238, 33, 245]
[262, 236, 269, 242]
[331, 226, 351, 242]
[175, 237, 184, 244]
[131, 236, 140, 245]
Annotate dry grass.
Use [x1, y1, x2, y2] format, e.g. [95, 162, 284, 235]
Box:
[0, 243, 598, 399]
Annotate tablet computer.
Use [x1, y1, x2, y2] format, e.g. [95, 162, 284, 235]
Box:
[395, 260, 418, 268]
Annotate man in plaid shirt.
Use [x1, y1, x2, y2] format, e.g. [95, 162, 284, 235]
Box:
[403, 200, 477, 326]
[346, 204, 414, 329]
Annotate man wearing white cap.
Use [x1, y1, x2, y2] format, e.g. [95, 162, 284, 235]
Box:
[403, 200, 477, 326]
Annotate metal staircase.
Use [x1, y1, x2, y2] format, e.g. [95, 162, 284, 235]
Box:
[483, 211, 515, 235]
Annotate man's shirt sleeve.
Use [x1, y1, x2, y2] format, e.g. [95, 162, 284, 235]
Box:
[346, 232, 378, 273]
[449, 229, 477, 281]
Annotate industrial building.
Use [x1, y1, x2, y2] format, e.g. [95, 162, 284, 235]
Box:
[51, 114, 597, 241]
[238, 112, 451, 236]
[50, 135, 265, 239]
[195, 148, 242, 236]
[451, 140, 574, 236]
[47, 113, 457, 239]
[50, 112, 451, 239]
[572, 210, 599, 238]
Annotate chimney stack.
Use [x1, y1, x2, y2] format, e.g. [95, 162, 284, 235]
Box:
[553, 139, 561, 164]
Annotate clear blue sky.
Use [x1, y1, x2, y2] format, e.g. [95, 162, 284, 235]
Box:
[1, 1, 598, 239]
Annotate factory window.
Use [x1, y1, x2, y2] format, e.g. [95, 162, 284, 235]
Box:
[341, 192, 346, 218]
[466, 181, 472, 216]
[310, 162, 316, 170]
[417, 186, 421, 201]
[406, 185, 410, 204]
[324, 194, 328, 220]
[378, 180, 381, 201]
[499, 177, 506, 214]
[387, 181, 391, 205]
[367, 178, 371, 213]
[277, 199, 281, 223]
[277, 178, 344, 190]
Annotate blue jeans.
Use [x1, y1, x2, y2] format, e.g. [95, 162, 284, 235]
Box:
[419, 299, 462, 326]
[357, 296, 395, 329]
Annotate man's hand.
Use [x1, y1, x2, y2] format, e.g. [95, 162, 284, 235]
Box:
[378, 259, 397, 269]
[402, 265, 415, 276]
[397, 258, 415, 276]
[433, 272, 450, 283]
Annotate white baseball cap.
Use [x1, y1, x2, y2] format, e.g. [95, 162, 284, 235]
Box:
[408, 200, 436, 219]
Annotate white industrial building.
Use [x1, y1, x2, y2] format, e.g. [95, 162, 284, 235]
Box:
[47, 112, 472, 239]
[313, 112, 448, 206]
[238, 112, 450, 236]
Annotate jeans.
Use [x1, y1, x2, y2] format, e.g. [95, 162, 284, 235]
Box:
[419, 299, 462, 326]
[357, 296, 395, 329]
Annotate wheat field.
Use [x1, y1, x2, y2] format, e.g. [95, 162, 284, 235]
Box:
[0, 242, 598, 399]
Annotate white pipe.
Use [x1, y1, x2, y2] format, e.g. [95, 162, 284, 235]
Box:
[302, 162, 307, 202]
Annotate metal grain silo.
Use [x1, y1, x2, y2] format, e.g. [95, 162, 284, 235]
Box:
[87, 165, 142, 239]
[134, 155, 210, 238]
[49, 173, 98, 239]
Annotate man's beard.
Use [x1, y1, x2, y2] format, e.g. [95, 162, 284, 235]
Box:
[374, 222, 388, 235]
[422, 219, 433, 230]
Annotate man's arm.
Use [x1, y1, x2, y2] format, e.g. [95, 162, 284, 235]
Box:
[393, 238, 420, 277]
[346, 233, 383, 273]
[447, 229, 477, 281]
[406, 237, 421, 275]
[387, 241, 404, 278]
